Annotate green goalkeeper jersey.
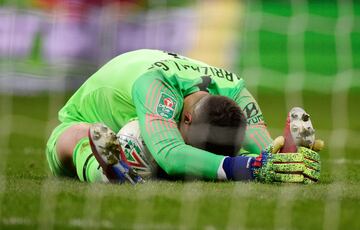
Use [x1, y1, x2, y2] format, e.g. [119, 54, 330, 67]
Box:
[59, 49, 272, 180]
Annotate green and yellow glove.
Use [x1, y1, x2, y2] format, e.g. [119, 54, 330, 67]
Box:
[251, 151, 305, 183]
[222, 150, 305, 183]
[268, 136, 322, 184]
[299, 147, 321, 184]
[221, 138, 322, 183]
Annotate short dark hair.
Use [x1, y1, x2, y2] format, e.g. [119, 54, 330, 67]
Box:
[188, 95, 247, 157]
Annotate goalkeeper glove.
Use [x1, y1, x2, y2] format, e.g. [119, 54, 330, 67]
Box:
[222, 151, 305, 183]
[251, 151, 305, 183]
[270, 136, 322, 184]
[299, 147, 321, 184]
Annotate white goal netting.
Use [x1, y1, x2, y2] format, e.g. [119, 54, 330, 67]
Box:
[0, 0, 359, 229]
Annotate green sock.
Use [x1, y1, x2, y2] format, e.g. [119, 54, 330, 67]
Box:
[72, 137, 104, 183]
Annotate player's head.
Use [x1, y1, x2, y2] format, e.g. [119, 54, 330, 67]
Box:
[179, 93, 247, 157]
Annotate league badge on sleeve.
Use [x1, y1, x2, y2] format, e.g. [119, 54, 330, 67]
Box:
[156, 92, 177, 119]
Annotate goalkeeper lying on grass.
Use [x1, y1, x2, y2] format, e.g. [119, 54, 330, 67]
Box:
[46, 49, 321, 184]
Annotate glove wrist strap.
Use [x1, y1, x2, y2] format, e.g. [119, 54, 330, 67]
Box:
[222, 156, 256, 181]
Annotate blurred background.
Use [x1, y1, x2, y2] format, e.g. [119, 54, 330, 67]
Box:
[0, 0, 241, 92]
[0, 0, 359, 93]
[1, 0, 360, 170]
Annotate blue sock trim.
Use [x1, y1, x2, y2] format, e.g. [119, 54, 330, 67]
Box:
[222, 156, 255, 181]
[112, 164, 127, 183]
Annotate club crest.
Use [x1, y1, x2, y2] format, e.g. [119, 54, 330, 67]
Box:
[156, 92, 177, 119]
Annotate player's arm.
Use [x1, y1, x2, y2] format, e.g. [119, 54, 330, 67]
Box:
[232, 87, 273, 154]
[132, 71, 224, 180]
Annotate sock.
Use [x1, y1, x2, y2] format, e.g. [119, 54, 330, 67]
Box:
[72, 137, 104, 183]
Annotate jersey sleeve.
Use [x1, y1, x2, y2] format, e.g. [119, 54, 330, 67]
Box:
[132, 70, 225, 180]
[232, 87, 273, 154]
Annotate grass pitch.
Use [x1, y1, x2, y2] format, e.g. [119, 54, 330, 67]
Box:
[1, 91, 360, 230]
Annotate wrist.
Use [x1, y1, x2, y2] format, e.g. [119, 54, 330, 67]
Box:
[251, 152, 270, 181]
[222, 156, 256, 181]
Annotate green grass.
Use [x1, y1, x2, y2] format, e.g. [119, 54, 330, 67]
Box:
[1, 92, 360, 229]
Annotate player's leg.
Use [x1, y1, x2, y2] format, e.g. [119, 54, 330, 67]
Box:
[46, 122, 78, 178]
[56, 123, 106, 182]
[47, 122, 143, 184]
[46, 122, 104, 182]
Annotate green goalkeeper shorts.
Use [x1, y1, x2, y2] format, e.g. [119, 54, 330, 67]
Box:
[46, 122, 84, 177]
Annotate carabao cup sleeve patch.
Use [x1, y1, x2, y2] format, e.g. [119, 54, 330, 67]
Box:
[156, 92, 177, 119]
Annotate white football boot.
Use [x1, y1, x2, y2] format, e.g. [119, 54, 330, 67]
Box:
[88, 123, 144, 185]
[280, 107, 316, 153]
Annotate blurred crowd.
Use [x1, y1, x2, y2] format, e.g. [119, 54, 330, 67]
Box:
[0, 0, 195, 66]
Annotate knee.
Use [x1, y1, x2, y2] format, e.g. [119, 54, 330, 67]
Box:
[57, 123, 91, 159]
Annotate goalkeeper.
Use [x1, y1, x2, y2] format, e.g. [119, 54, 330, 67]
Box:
[46, 49, 321, 184]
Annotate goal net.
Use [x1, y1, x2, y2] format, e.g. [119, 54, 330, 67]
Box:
[238, 1, 359, 229]
[0, 0, 359, 229]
